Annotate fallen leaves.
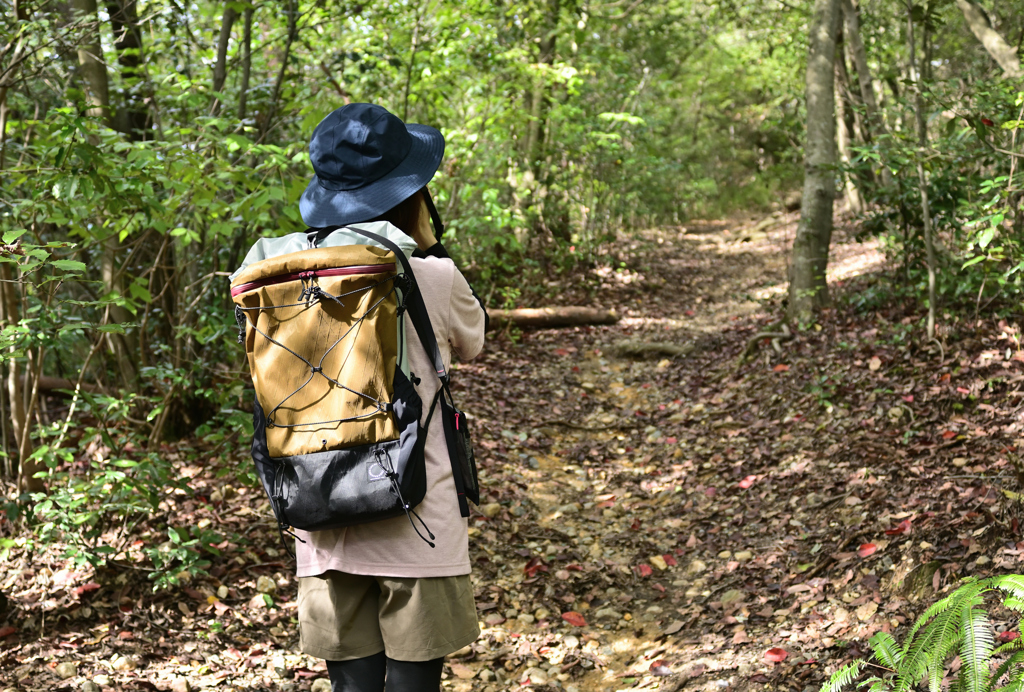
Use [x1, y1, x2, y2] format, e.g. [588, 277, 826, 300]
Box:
[764, 648, 788, 663]
[561, 611, 587, 627]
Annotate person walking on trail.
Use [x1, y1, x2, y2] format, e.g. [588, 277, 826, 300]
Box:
[292, 103, 487, 691]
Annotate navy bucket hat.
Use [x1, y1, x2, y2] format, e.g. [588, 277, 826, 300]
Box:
[299, 103, 445, 228]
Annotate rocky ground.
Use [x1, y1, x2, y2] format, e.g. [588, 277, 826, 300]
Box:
[4, 212, 1024, 692]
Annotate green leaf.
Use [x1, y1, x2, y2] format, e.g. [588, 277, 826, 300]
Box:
[50, 259, 87, 273]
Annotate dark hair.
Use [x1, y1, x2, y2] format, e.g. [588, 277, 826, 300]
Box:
[370, 190, 426, 237]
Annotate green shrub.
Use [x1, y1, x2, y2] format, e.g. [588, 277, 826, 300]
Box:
[822, 575, 1024, 692]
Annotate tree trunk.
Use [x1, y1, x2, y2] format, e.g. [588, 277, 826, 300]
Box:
[237, 7, 253, 121]
[105, 0, 147, 138]
[955, 0, 1022, 78]
[70, 0, 110, 122]
[259, 0, 298, 142]
[841, 0, 893, 188]
[788, 0, 841, 322]
[836, 70, 863, 212]
[907, 4, 938, 340]
[212, 2, 238, 113]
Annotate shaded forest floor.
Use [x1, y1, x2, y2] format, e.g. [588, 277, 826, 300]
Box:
[5, 213, 1024, 692]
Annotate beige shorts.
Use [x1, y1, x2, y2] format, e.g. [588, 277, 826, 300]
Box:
[297, 571, 480, 662]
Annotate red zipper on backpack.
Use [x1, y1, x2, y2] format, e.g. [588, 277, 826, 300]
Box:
[230, 263, 396, 297]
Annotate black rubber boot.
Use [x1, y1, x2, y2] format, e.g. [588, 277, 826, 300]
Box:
[327, 651, 387, 692]
[384, 657, 444, 692]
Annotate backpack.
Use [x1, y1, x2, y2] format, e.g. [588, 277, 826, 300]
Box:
[229, 223, 476, 548]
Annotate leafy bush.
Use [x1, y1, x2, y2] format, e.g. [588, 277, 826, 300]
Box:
[821, 575, 1024, 692]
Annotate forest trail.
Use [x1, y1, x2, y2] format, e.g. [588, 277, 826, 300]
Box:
[452, 212, 895, 692]
[8, 214, 1024, 692]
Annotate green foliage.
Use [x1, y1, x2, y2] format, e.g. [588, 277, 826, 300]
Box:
[821, 575, 1024, 692]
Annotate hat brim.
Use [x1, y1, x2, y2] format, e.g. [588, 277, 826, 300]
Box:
[299, 124, 445, 228]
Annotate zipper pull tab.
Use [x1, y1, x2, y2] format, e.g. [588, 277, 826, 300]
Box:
[455, 413, 460, 430]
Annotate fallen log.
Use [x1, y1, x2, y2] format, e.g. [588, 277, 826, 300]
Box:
[486, 307, 619, 331]
[23, 375, 102, 396]
[611, 340, 694, 359]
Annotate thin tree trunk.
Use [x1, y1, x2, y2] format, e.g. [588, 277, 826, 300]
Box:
[836, 70, 863, 212]
[259, 0, 297, 141]
[841, 0, 892, 188]
[907, 4, 938, 340]
[788, 0, 841, 321]
[70, 0, 110, 122]
[212, 2, 238, 113]
[237, 7, 253, 120]
[105, 0, 147, 138]
[955, 0, 1022, 78]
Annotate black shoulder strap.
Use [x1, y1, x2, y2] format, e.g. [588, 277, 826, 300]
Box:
[340, 227, 449, 385]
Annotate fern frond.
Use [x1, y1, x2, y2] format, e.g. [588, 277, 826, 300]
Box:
[861, 678, 890, 692]
[905, 580, 985, 648]
[927, 656, 942, 692]
[960, 603, 995, 692]
[870, 631, 902, 669]
[996, 666, 1024, 692]
[992, 575, 1024, 602]
[1006, 597, 1024, 613]
[818, 660, 866, 692]
[992, 650, 1024, 685]
[896, 609, 955, 692]
[994, 635, 1024, 658]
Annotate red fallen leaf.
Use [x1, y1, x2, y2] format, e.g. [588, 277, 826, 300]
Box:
[650, 661, 673, 676]
[982, 118, 995, 126]
[73, 582, 101, 598]
[630, 519, 642, 530]
[764, 648, 788, 663]
[524, 557, 549, 578]
[0, 626, 17, 638]
[685, 310, 695, 317]
[663, 554, 678, 566]
[942, 430, 957, 439]
[118, 631, 134, 640]
[636, 564, 654, 577]
[902, 395, 914, 403]
[957, 387, 971, 395]
[773, 364, 790, 372]
[664, 437, 677, 444]
[565, 564, 584, 571]
[596, 500, 616, 509]
[554, 348, 569, 356]
[561, 611, 587, 627]
[184, 587, 206, 601]
[998, 631, 1020, 643]
[885, 518, 912, 536]
[939, 373, 951, 383]
[858, 543, 877, 558]
[738, 475, 757, 489]
[705, 487, 717, 497]
[799, 659, 818, 665]
[652, 583, 666, 593]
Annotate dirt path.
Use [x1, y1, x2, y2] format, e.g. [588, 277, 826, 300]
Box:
[8, 214, 1024, 692]
[449, 214, 893, 692]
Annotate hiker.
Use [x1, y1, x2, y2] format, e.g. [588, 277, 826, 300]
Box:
[293, 103, 487, 692]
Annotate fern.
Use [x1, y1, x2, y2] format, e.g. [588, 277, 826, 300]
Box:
[993, 651, 1024, 685]
[870, 631, 902, 669]
[821, 575, 1024, 692]
[819, 661, 866, 692]
[961, 602, 995, 692]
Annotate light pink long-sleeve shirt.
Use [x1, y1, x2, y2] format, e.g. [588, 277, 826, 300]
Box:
[294, 255, 486, 578]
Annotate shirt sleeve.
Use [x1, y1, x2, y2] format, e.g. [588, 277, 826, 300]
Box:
[448, 266, 486, 361]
